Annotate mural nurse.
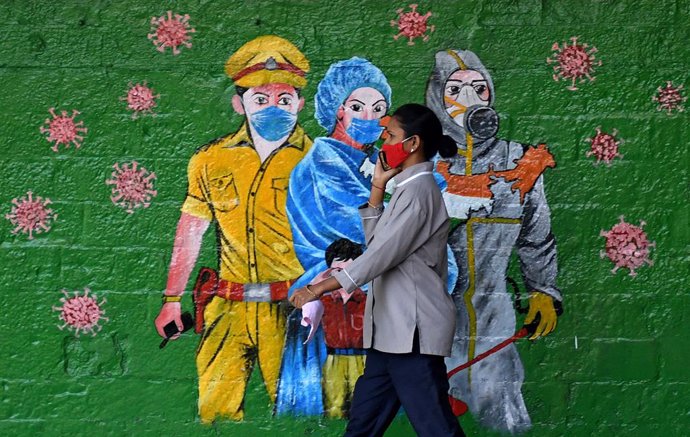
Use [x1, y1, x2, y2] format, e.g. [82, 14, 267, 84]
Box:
[277, 57, 392, 417]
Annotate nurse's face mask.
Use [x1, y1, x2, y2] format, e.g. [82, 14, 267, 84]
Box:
[340, 87, 388, 145]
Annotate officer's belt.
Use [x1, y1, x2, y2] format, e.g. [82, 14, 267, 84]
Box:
[215, 278, 294, 302]
[192, 267, 295, 333]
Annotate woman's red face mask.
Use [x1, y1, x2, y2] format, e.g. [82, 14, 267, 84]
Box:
[380, 136, 413, 169]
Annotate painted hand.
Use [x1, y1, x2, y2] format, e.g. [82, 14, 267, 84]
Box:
[289, 286, 319, 309]
[525, 292, 558, 340]
[359, 159, 376, 179]
[154, 302, 183, 340]
[494, 144, 556, 203]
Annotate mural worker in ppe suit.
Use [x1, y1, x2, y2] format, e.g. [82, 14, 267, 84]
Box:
[276, 57, 392, 417]
[154, 35, 311, 423]
[425, 49, 562, 434]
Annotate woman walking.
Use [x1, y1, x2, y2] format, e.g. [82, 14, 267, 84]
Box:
[290, 103, 465, 437]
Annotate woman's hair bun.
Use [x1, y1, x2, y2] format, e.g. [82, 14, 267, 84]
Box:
[437, 134, 458, 158]
[392, 103, 459, 160]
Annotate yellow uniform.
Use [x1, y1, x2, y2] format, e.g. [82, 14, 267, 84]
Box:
[180, 35, 311, 422]
[182, 123, 310, 283]
[184, 124, 311, 422]
[322, 354, 366, 418]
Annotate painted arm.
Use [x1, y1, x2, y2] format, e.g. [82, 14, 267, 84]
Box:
[154, 212, 210, 339]
[285, 157, 335, 292]
[516, 176, 561, 339]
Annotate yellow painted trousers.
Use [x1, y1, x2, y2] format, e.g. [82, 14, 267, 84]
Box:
[322, 354, 366, 418]
[196, 298, 286, 422]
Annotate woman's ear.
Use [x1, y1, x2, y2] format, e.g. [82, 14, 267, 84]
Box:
[410, 135, 421, 152]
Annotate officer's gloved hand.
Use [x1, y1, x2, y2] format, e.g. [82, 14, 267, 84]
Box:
[525, 292, 558, 340]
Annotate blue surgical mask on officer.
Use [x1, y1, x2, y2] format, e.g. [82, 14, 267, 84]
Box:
[249, 106, 297, 142]
[346, 117, 385, 145]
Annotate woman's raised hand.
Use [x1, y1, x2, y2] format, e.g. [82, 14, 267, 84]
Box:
[373, 155, 401, 187]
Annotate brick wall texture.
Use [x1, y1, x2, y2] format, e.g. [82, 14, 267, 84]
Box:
[0, 0, 688, 436]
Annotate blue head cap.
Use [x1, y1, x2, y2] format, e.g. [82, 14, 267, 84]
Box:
[314, 57, 392, 133]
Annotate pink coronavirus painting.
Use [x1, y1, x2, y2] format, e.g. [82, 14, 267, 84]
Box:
[106, 161, 157, 213]
[40, 108, 88, 152]
[5, 191, 57, 239]
[391, 4, 434, 45]
[121, 82, 160, 118]
[148, 11, 195, 55]
[53, 288, 108, 337]
[600, 216, 655, 277]
[586, 127, 623, 165]
[547, 37, 602, 91]
[653, 81, 686, 114]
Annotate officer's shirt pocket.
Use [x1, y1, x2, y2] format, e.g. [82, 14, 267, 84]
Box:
[271, 177, 289, 213]
[209, 173, 240, 212]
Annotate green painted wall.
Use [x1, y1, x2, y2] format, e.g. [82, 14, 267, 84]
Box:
[0, 0, 688, 435]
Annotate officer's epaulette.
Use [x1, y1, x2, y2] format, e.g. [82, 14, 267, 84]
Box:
[193, 133, 234, 155]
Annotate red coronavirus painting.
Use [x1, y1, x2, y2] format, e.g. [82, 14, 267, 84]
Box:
[391, 4, 434, 45]
[547, 37, 602, 91]
[148, 11, 195, 55]
[121, 82, 160, 118]
[653, 81, 686, 114]
[40, 108, 88, 152]
[53, 288, 108, 337]
[5, 191, 57, 239]
[106, 161, 157, 213]
[600, 216, 655, 277]
[586, 127, 623, 165]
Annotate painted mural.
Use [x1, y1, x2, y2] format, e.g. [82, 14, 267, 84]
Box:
[40, 108, 87, 152]
[151, 36, 563, 430]
[154, 35, 311, 422]
[283, 239, 367, 418]
[427, 49, 560, 434]
[277, 57, 392, 418]
[4, 2, 686, 435]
